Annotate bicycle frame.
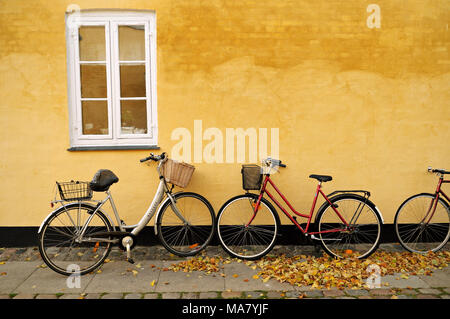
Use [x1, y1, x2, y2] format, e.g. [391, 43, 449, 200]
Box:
[424, 177, 449, 224]
[39, 160, 187, 242]
[251, 174, 350, 236]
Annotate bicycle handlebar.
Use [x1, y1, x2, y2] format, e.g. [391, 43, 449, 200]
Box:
[427, 167, 449, 175]
[262, 157, 287, 168]
[140, 152, 166, 163]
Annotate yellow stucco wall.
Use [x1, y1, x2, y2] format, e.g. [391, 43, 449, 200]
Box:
[0, 0, 449, 227]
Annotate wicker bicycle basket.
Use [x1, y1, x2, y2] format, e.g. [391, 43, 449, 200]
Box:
[241, 164, 263, 190]
[161, 159, 195, 188]
[56, 181, 93, 201]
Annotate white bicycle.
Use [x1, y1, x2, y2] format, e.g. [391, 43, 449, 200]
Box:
[38, 152, 215, 276]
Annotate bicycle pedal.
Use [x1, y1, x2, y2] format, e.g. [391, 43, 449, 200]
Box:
[127, 257, 135, 264]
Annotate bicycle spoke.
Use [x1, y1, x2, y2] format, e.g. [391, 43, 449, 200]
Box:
[158, 194, 215, 256]
[217, 195, 278, 259]
[39, 205, 112, 275]
[318, 196, 381, 259]
[395, 194, 450, 253]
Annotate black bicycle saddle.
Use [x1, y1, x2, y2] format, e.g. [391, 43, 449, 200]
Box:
[90, 169, 119, 192]
[309, 174, 333, 182]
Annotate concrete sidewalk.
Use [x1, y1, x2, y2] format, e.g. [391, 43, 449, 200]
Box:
[1, 244, 449, 300]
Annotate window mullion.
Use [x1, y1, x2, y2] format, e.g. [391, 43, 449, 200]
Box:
[108, 20, 120, 142]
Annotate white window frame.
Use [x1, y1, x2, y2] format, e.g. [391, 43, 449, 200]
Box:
[65, 10, 158, 150]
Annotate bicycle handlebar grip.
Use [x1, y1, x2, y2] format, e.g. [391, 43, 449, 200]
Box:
[279, 163, 287, 168]
[140, 156, 152, 162]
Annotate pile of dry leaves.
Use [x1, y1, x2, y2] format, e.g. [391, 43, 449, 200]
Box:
[168, 250, 450, 290]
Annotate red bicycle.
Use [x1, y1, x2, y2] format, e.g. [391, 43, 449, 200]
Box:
[216, 158, 384, 260]
[394, 167, 450, 254]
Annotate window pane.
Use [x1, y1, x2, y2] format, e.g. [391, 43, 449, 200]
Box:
[121, 100, 148, 134]
[80, 64, 107, 98]
[82, 101, 109, 135]
[119, 25, 145, 61]
[79, 26, 105, 61]
[120, 64, 146, 97]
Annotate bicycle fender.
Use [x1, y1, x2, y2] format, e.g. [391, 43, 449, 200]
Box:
[314, 193, 384, 225]
[38, 206, 64, 234]
[374, 205, 384, 224]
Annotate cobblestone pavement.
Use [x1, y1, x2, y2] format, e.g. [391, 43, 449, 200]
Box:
[1, 244, 449, 300]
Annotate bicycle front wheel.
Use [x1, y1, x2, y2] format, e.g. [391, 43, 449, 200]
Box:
[38, 203, 113, 276]
[394, 193, 450, 253]
[216, 194, 280, 260]
[157, 192, 215, 257]
[315, 194, 383, 259]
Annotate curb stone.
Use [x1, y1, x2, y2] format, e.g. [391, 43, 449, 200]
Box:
[35, 294, 58, 299]
[101, 293, 124, 299]
[198, 292, 219, 299]
[370, 289, 393, 296]
[418, 288, 441, 295]
[344, 289, 369, 296]
[221, 291, 243, 299]
[415, 294, 440, 299]
[323, 290, 345, 297]
[244, 291, 265, 299]
[181, 292, 199, 299]
[12, 293, 35, 299]
[304, 290, 324, 298]
[161, 292, 181, 299]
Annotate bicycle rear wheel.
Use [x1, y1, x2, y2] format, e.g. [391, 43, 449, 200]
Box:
[38, 203, 113, 276]
[216, 194, 280, 260]
[315, 194, 382, 259]
[156, 192, 215, 257]
[394, 193, 450, 253]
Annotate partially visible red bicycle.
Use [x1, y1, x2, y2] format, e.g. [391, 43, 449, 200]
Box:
[394, 167, 450, 254]
[216, 158, 384, 260]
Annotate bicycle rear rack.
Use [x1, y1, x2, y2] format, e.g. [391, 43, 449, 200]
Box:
[326, 190, 371, 198]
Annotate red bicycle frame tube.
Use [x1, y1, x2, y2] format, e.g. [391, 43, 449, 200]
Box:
[247, 175, 349, 235]
[424, 177, 449, 224]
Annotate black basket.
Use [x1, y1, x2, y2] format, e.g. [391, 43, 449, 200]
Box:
[241, 165, 263, 190]
[56, 181, 93, 201]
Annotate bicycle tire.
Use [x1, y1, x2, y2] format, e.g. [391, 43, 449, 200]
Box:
[315, 193, 383, 259]
[38, 202, 113, 276]
[216, 193, 280, 260]
[394, 193, 450, 254]
[156, 192, 216, 257]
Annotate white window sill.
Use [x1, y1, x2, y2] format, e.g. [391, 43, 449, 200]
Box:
[67, 145, 160, 151]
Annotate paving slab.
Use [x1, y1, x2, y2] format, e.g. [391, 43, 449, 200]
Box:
[223, 262, 295, 292]
[156, 261, 224, 292]
[84, 260, 162, 293]
[380, 274, 430, 289]
[0, 261, 40, 293]
[418, 269, 450, 288]
[13, 262, 94, 294]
